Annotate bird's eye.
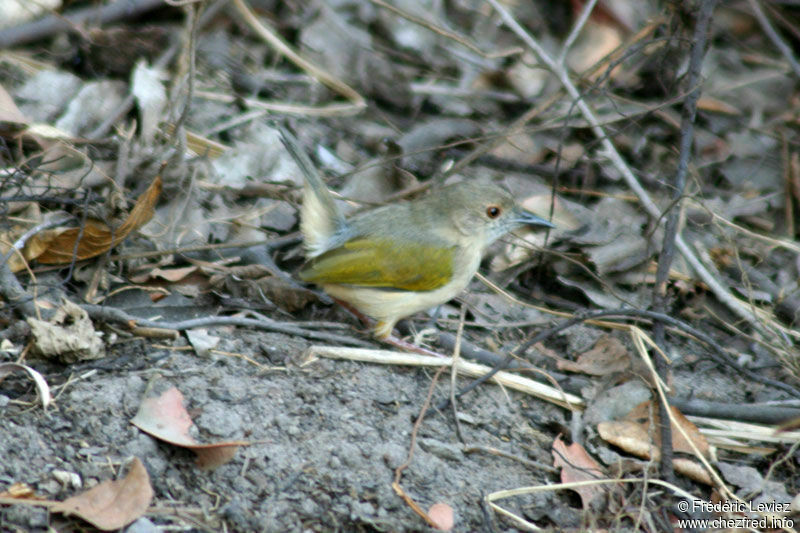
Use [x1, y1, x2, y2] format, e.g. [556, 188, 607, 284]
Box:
[486, 205, 502, 219]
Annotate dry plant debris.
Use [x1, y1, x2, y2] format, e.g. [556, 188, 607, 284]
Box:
[130, 377, 249, 469]
[51, 457, 153, 531]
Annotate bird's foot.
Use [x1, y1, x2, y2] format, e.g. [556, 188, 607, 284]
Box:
[383, 334, 448, 358]
[329, 298, 446, 356]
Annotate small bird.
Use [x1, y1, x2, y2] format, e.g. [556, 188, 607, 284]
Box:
[280, 128, 554, 350]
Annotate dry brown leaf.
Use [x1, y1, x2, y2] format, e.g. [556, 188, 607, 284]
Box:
[673, 458, 714, 486]
[52, 457, 153, 531]
[34, 175, 162, 264]
[626, 401, 710, 458]
[0, 362, 52, 409]
[552, 436, 607, 509]
[597, 420, 658, 460]
[210, 263, 273, 278]
[566, 22, 624, 81]
[0, 83, 28, 126]
[0, 482, 37, 499]
[597, 421, 711, 484]
[597, 401, 710, 478]
[252, 275, 318, 312]
[26, 299, 105, 363]
[603, 420, 656, 459]
[209, 265, 319, 313]
[130, 383, 248, 469]
[697, 96, 740, 115]
[128, 265, 199, 284]
[10, 229, 52, 270]
[0, 204, 47, 273]
[557, 335, 630, 376]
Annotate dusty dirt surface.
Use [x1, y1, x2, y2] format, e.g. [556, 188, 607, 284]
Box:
[1, 305, 791, 531]
[2, 326, 577, 532]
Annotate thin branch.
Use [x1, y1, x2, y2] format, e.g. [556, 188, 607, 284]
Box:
[485, 0, 764, 332]
[80, 304, 372, 347]
[368, 0, 511, 58]
[558, 0, 600, 65]
[231, 0, 366, 110]
[1, 217, 73, 268]
[0, 0, 165, 48]
[746, 0, 800, 79]
[87, 0, 228, 139]
[670, 398, 800, 425]
[0, 217, 73, 319]
[171, 3, 198, 137]
[652, 0, 718, 485]
[450, 308, 800, 403]
[450, 306, 467, 443]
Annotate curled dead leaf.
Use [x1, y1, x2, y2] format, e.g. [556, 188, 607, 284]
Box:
[673, 458, 713, 486]
[52, 457, 153, 531]
[209, 265, 319, 313]
[26, 299, 105, 363]
[597, 420, 659, 460]
[597, 401, 713, 484]
[625, 401, 710, 458]
[557, 334, 631, 376]
[34, 176, 161, 264]
[128, 265, 199, 284]
[0, 362, 52, 409]
[130, 380, 248, 469]
[0, 482, 37, 499]
[552, 436, 608, 509]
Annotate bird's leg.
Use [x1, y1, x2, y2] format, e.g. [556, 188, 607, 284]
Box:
[375, 319, 449, 358]
[330, 297, 372, 331]
[330, 298, 448, 357]
[382, 333, 448, 358]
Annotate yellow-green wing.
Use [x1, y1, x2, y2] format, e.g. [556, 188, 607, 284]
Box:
[298, 238, 454, 291]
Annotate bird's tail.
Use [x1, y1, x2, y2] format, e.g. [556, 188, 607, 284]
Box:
[278, 127, 347, 257]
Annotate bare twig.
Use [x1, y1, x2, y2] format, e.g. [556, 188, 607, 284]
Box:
[171, 3, 199, 138]
[0, 0, 165, 48]
[0, 260, 37, 319]
[87, 0, 228, 139]
[557, 0, 600, 65]
[231, 0, 366, 111]
[368, 0, 519, 59]
[450, 305, 467, 443]
[194, 90, 366, 117]
[392, 365, 447, 529]
[651, 0, 718, 483]
[472, 307, 800, 400]
[746, 0, 800, 79]
[670, 398, 800, 425]
[486, 0, 764, 331]
[632, 327, 733, 497]
[307, 346, 585, 410]
[80, 304, 372, 347]
[464, 446, 558, 474]
[0, 217, 73, 318]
